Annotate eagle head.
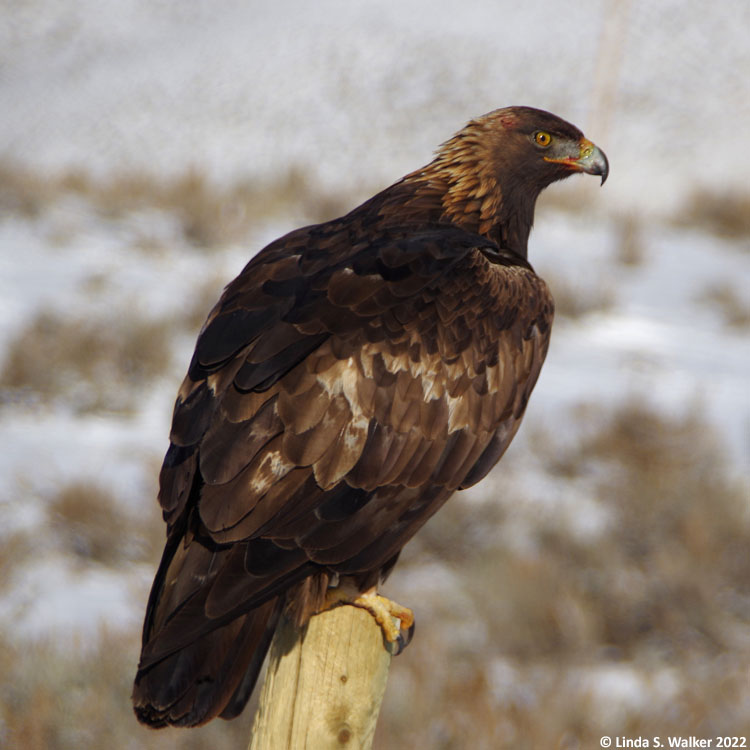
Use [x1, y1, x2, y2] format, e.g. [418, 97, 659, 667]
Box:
[478, 106, 609, 195]
[421, 105, 609, 253]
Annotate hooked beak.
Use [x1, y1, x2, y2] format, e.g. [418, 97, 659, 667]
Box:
[545, 138, 609, 185]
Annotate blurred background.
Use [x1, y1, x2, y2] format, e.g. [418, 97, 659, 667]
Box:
[1, 1, 748, 748]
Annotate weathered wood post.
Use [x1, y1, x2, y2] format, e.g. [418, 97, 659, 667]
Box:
[248, 605, 393, 749]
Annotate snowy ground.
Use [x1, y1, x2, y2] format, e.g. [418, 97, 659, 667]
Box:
[3, 0, 749, 212]
[0, 0, 748, 731]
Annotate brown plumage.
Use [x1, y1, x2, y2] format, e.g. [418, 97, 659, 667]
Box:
[132, 106, 608, 728]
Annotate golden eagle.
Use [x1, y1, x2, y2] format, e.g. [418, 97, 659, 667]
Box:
[133, 106, 608, 727]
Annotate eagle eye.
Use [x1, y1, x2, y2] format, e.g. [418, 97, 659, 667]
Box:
[534, 131, 552, 148]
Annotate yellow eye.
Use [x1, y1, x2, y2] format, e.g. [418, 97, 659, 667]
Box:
[535, 131, 552, 147]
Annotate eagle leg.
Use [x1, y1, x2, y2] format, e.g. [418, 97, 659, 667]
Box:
[322, 583, 415, 654]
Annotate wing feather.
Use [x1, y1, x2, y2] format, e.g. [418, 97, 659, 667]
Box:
[205, 468, 312, 544]
[276, 381, 330, 434]
[199, 397, 282, 485]
[311, 413, 371, 489]
[281, 395, 352, 466]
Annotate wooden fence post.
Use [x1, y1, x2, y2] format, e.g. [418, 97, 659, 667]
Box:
[248, 604, 393, 749]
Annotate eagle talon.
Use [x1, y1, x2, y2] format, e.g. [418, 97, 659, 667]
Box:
[322, 585, 414, 652]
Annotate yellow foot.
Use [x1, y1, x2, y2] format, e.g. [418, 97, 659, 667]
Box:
[323, 583, 415, 653]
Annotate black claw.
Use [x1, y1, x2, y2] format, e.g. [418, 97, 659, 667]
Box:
[392, 620, 416, 655]
[404, 620, 415, 649]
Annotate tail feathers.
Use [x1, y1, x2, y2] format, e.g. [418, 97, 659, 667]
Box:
[219, 603, 281, 720]
[133, 597, 281, 728]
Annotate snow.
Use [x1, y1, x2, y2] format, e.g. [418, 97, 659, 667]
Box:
[3, 0, 749, 212]
[577, 663, 681, 727]
[0, 556, 146, 644]
[530, 216, 750, 463]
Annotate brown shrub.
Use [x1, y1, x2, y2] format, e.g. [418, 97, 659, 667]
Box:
[0, 530, 34, 594]
[0, 161, 356, 249]
[679, 188, 750, 240]
[696, 281, 750, 329]
[47, 481, 164, 567]
[614, 213, 645, 267]
[546, 273, 616, 319]
[0, 310, 173, 414]
[0, 162, 59, 217]
[0, 629, 257, 750]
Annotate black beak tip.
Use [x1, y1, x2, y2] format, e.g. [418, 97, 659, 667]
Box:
[598, 152, 610, 186]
